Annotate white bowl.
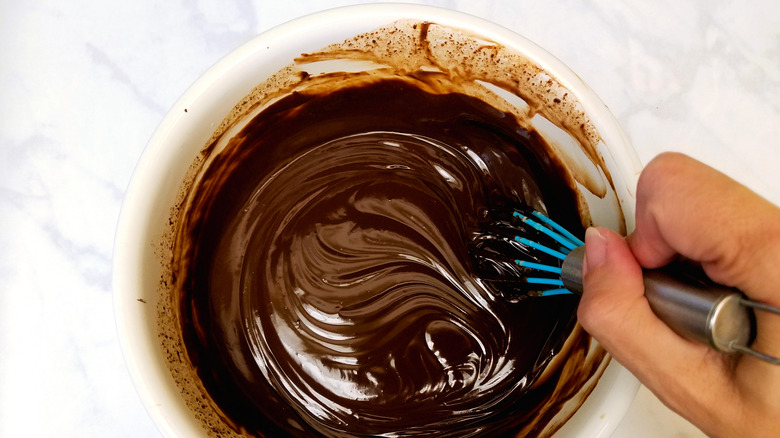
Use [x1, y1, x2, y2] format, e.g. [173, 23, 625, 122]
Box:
[114, 4, 642, 437]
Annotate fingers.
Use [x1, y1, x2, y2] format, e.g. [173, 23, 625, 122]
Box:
[629, 152, 780, 364]
[577, 227, 740, 436]
[585, 153, 780, 436]
[578, 227, 698, 385]
[627, 152, 780, 303]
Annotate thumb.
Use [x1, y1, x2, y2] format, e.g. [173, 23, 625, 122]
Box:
[577, 226, 654, 362]
[577, 227, 706, 394]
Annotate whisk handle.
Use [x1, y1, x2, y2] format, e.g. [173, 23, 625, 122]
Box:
[560, 246, 754, 354]
[641, 268, 752, 353]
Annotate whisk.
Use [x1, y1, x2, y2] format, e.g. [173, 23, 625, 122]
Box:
[469, 203, 780, 365]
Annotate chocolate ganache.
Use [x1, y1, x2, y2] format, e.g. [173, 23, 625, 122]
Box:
[176, 76, 587, 437]
[163, 20, 618, 438]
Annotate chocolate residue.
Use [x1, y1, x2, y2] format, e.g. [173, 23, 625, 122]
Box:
[158, 20, 620, 438]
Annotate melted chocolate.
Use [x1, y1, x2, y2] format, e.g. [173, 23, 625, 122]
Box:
[175, 76, 586, 437]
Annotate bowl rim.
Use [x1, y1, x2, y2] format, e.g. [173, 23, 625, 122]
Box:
[113, 3, 642, 437]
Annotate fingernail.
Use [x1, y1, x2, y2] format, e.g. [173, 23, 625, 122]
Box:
[585, 227, 607, 271]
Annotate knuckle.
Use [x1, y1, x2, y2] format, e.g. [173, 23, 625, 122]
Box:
[637, 152, 692, 199]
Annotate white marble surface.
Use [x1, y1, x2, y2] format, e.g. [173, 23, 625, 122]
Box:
[2, 0, 778, 436]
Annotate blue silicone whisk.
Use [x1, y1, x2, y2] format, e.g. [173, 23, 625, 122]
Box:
[470, 204, 780, 365]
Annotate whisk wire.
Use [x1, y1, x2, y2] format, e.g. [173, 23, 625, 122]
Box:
[515, 237, 569, 260]
[516, 260, 562, 274]
[526, 278, 565, 286]
[530, 210, 585, 247]
[473, 205, 583, 299]
[539, 288, 571, 297]
[513, 211, 579, 251]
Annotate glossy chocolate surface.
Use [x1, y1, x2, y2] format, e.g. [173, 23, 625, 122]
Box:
[176, 77, 586, 436]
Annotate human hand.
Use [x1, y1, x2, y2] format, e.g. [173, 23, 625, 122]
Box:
[577, 152, 780, 437]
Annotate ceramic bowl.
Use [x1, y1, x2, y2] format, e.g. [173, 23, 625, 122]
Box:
[114, 4, 642, 437]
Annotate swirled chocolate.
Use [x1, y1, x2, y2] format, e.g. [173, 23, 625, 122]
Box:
[163, 20, 618, 438]
[177, 77, 586, 436]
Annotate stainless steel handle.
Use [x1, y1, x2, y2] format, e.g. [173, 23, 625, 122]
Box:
[642, 268, 751, 353]
[560, 246, 779, 364]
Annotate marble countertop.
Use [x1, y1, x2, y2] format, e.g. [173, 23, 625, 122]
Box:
[2, 0, 778, 436]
